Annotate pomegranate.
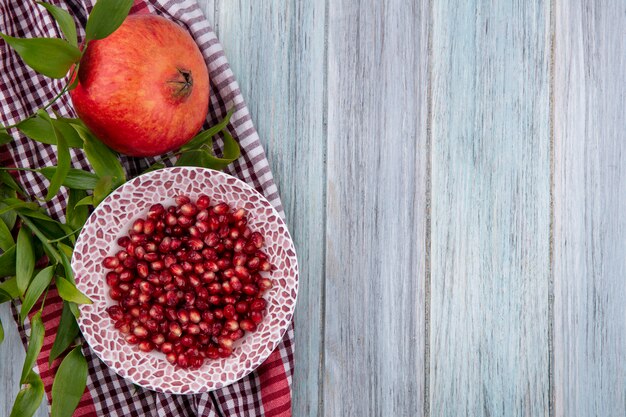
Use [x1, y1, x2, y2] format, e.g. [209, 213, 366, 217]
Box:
[71, 15, 210, 157]
[104, 195, 274, 368]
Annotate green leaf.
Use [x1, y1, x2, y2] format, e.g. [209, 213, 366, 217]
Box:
[0, 35, 80, 79]
[40, 167, 99, 190]
[17, 215, 62, 264]
[56, 244, 75, 285]
[0, 276, 19, 298]
[0, 287, 12, 304]
[0, 130, 13, 145]
[21, 312, 45, 384]
[85, 0, 133, 41]
[68, 301, 80, 318]
[16, 116, 83, 148]
[176, 130, 240, 170]
[37, 2, 77, 46]
[0, 172, 25, 196]
[180, 107, 235, 152]
[74, 195, 93, 208]
[0, 318, 4, 344]
[73, 125, 125, 186]
[49, 302, 79, 364]
[37, 111, 70, 201]
[0, 214, 14, 251]
[16, 226, 35, 295]
[9, 370, 44, 417]
[0, 201, 39, 216]
[56, 276, 91, 304]
[143, 162, 166, 173]
[93, 175, 113, 206]
[0, 245, 17, 279]
[66, 189, 89, 230]
[20, 266, 54, 323]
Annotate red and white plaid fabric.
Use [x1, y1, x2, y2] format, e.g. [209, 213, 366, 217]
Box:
[0, 0, 294, 415]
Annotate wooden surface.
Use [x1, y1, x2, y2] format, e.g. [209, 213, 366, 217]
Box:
[553, 0, 626, 415]
[2, 0, 626, 416]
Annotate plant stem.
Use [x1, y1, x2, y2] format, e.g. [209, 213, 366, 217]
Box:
[47, 227, 81, 244]
[39, 287, 50, 314]
[18, 214, 62, 264]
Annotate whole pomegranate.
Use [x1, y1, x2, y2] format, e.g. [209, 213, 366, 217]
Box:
[70, 14, 210, 157]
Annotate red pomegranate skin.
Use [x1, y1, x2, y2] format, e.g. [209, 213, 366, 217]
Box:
[70, 14, 210, 157]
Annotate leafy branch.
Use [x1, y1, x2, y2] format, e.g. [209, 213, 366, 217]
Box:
[0, 0, 241, 416]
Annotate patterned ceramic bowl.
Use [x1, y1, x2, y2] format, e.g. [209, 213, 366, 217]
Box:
[71, 167, 298, 394]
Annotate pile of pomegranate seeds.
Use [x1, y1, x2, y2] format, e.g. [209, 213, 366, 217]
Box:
[103, 195, 274, 368]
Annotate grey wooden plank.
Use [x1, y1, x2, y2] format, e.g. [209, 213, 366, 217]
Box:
[214, 1, 327, 416]
[0, 304, 48, 417]
[195, 0, 216, 31]
[429, 1, 551, 416]
[324, 1, 428, 416]
[553, 1, 626, 415]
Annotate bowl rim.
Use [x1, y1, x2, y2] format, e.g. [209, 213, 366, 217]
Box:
[71, 166, 298, 394]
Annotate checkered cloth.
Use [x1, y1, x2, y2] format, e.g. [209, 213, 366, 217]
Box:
[0, 0, 294, 415]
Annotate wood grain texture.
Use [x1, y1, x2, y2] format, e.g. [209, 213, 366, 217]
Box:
[324, 1, 428, 416]
[553, 1, 626, 415]
[429, 1, 551, 416]
[0, 305, 48, 417]
[212, 1, 327, 416]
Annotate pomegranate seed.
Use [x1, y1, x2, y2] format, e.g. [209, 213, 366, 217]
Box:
[144, 252, 158, 263]
[250, 310, 263, 324]
[204, 233, 220, 248]
[116, 250, 129, 261]
[188, 238, 204, 251]
[180, 203, 197, 217]
[250, 232, 264, 249]
[163, 254, 176, 268]
[175, 195, 191, 206]
[208, 282, 222, 294]
[177, 309, 189, 324]
[231, 208, 246, 221]
[118, 236, 131, 247]
[218, 225, 230, 239]
[250, 298, 266, 311]
[223, 304, 236, 319]
[230, 329, 245, 340]
[222, 296, 237, 306]
[149, 260, 163, 271]
[184, 292, 196, 306]
[189, 309, 201, 323]
[188, 274, 201, 287]
[211, 322, 223, 335]
[196, 299, 209, 310]
[232, 254, 247, 267]
[196, 221, 209, 234]
[177, 215, 193, 227]
[165, 291, 178, 306]
[213, 202, 229, 214]
[187, 251, 203, 263]
[145, 319, 159, 333]
[135, 262, 148, 278]
[116, 321, 130, 334]
[202, 311, 215, 323]
[170, 264, 184, 276]
[161, 342, 173, 353]
[214, 243, 225, 253]
[194, 195, 209, 209]
[202, 271, 216, 283]
[221, 281, 233, 294]
[165, 213, 177, 226]
[223, 268, 235, 279]
[114, 265, 125, 274]
[233, 238, 246, 253]
[166, 352, 177, 364]
[259, 260, 272, 272]
[194, 263, 205, 274]
[218, 336, 233, 349]
[130, 234, 147, 244]
[110, 288, 123, 300]
[171, 238, 183, 251]
[149, 305, 164, 320]
[107, 305, 124, 321]
[225, 320, 239, 331]
[133, 325, 148, 337]
[213, 309, 224, 320]
[106, 272, 120, 287]
[242, 284, 258, 296]
[239, 319, 256, 332]
[169, 322, 183, 338]
[151, 333, 165, 345]
[103, 256, 119, 269]
[243, 243, 257, 254]
[148, 203, 165, 219]
[125, 334, 140, 344]
[159, 271, 173, 285]
[176, 353, 189, 368]
[199, 322, 211, 334]
[196, 287, 209, 300]
[236, 301, 249, 313]
[241, 228, 251, 238]
[234, 265, 249, 280]
[139, 281, 154, 294]
[247, 257, 260, 270]
[209, 217, 220, 231]
[143, 219, 155, 235]
[187, 324, 201, 335]
[206, 347, 219, 359]
[180, 335, 194, 347]
[258, 278, 273, 291]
